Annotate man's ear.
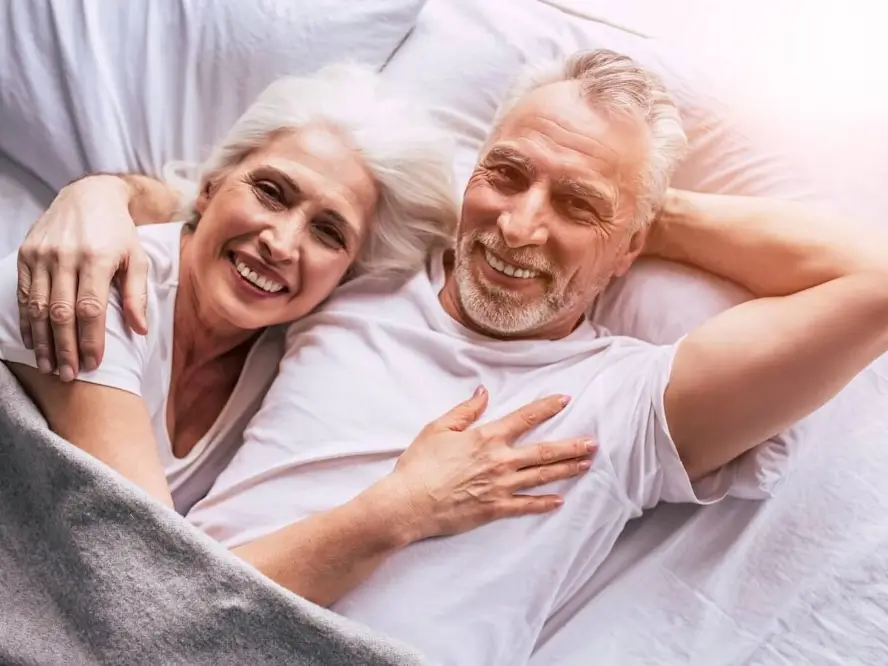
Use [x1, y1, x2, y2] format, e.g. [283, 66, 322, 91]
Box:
[194, 179, 214, 215]
[612, 224, 649, 278]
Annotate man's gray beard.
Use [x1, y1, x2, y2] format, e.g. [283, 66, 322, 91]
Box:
[452, 233, 565, 336]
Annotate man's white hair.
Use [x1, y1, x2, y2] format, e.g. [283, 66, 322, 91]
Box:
[164, 63, 458, 278]
[494, 49, 688, 229]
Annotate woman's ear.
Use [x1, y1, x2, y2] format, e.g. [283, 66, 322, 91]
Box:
[195, 179, 214, 215]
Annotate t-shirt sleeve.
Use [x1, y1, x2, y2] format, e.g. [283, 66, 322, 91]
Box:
[643, 339, 733, 506]
[0, 250, 151, 396]
[624, 337, 799, 509]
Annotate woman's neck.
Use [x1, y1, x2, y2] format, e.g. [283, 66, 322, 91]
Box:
[174, 236, 257, 370]
[166, 236, 257, 459]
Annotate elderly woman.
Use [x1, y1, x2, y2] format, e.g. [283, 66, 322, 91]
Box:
[0, 64, 591, 606]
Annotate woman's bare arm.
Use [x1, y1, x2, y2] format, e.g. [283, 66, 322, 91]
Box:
[7, 363, 173, 508]
[6, 374, 592, 607]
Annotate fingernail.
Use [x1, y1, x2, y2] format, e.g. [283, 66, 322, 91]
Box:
[559, 395, 571, 407]
[59, 365, 75, 383]
[473, 385, 487, 398]
[583, 438, 597, 452]
[579, 460, 592, 470]
[82, 356, 97, 372]
[37, 359, 52, 374]
[553, 497, 564, 508]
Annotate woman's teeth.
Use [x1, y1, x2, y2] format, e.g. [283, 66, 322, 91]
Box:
[483, 249, 539, 279]
[234, 260, 285, 293]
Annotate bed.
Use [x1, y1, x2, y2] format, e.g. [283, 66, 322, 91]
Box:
[1, 1, 887, 664]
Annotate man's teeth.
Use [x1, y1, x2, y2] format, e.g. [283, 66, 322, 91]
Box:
[234, 260, 285, 293]
[483, 249, 539, 279]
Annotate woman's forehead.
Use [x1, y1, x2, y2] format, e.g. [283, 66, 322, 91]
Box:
[245, 128, 379, 219]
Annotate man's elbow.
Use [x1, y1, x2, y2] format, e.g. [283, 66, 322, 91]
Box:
[841, 223, 888, 277]
[851, 271, 888, 321]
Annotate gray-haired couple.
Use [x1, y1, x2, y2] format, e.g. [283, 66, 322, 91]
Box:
[2, 49, 886, 665]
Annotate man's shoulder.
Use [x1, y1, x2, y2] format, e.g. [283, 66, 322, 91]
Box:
[591, 334, 675, 372]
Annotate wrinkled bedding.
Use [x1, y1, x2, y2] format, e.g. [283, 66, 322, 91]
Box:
[0, 364, 427, 666]
[532, 355, 888, 665]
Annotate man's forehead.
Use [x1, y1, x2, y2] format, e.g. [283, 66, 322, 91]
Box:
[487, 82, 648, 199]
[485, 140, 617, 201]
[496, 82, 610, 139]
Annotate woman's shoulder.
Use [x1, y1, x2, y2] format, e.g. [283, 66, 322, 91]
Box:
[136, 222, 185, 290]
[0, 225, 180, 396]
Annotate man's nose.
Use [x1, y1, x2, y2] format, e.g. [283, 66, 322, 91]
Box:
[497, 189, 549, 247]
[258, 213, 304, 264]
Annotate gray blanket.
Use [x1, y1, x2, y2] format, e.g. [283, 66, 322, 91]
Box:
[0, 364, 428, 666]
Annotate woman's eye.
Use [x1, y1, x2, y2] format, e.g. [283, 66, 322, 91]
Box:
[313, 221, 346, 249]
[253, 180, 283, 203]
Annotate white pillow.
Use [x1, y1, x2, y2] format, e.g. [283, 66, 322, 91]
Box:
[0, 0, 427, 192]
[382, 0, 824, 341]
[382, 0, 646, 189]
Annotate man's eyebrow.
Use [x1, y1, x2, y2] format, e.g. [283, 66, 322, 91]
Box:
[559, 178, 616, 219]
[483, 146, 536, 176]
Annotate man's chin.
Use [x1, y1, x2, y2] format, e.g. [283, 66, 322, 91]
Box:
[457, 290, 545, 339]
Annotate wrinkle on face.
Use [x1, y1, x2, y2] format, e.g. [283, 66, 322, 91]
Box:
[445, 80, 653, 339]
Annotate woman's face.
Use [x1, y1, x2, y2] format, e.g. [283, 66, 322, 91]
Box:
[189, 126, 378, 332]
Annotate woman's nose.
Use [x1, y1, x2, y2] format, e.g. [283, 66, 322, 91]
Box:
[258, 215, 304, 264]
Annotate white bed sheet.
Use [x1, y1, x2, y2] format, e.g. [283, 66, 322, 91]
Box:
[530, 357, 888, 664]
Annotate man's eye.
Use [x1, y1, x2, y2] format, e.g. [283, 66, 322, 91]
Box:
[565, 196, 593, 212]
[486, 164, 525, 193]
[491, 164, 518, 180]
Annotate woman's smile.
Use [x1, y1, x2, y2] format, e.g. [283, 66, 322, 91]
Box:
[227, 250, 291, 300]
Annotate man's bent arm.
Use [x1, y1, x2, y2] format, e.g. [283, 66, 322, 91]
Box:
[17, 172, 181, 375]
[650, 191, 888, 480]
[89, 173, 182, 226]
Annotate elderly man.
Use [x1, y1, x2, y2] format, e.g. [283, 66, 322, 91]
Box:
[17, 49, 888, 665]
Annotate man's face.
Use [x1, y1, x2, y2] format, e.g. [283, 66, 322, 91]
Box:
[452, 81, 651, 339]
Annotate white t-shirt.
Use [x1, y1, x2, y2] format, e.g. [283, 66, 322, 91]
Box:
[0, 223, 284, 513]
[187, 251, 787, 666]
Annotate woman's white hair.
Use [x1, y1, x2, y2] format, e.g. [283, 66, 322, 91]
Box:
[164, 63, 458, 278]
[494, 49, 688, 230]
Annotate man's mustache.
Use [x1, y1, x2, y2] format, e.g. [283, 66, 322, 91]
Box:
[469, 231, 554, 276]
